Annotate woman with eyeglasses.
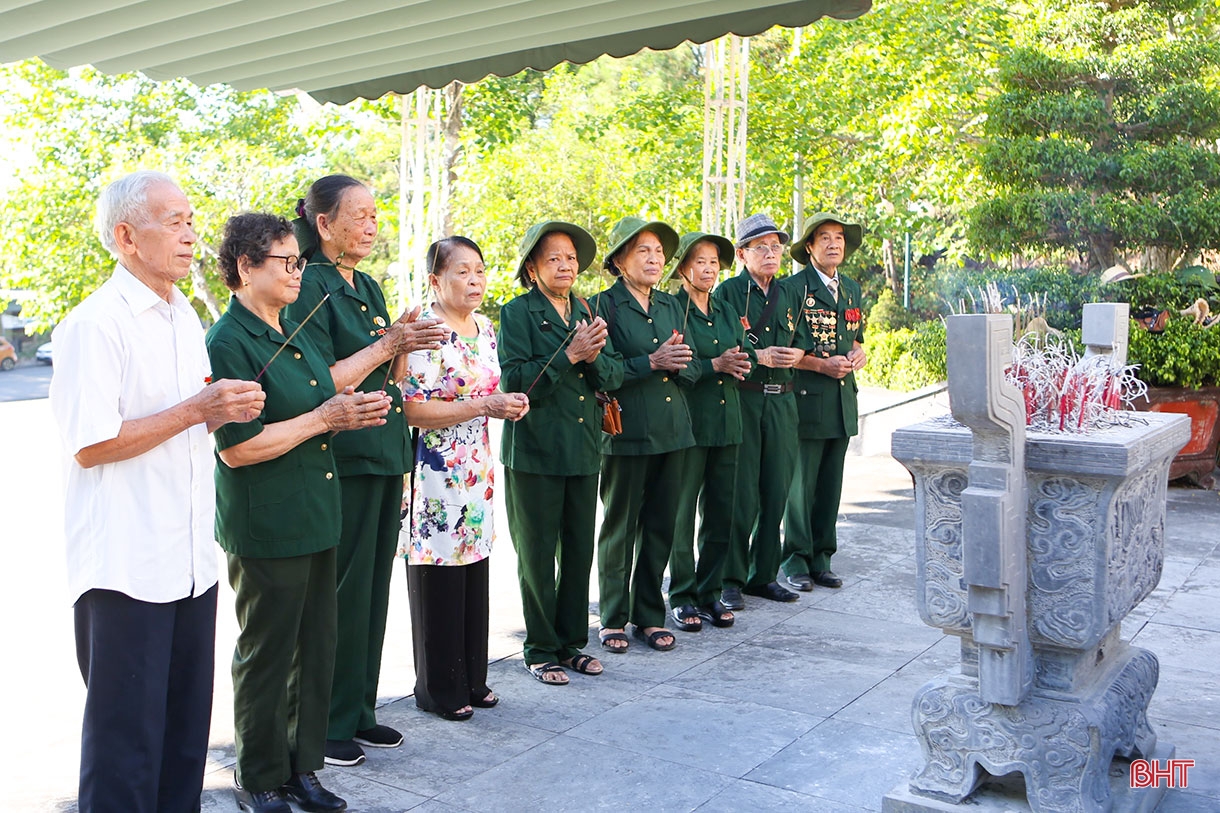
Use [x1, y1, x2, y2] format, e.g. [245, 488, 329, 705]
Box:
[593, 217, 697, 654]
[283, 175, 449, 767]
[207, 212, 394, 813]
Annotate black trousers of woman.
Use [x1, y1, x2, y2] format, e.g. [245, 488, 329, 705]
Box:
[405, 557, 491, 713]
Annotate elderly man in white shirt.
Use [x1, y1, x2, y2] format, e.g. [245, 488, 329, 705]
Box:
[50, 170, 265, 813]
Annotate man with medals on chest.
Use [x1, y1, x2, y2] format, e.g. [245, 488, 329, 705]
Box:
[781, 213, 868, 592]
[712, 214, 808, 609]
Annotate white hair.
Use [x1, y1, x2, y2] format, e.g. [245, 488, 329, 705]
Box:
[95, 170, 179, 257]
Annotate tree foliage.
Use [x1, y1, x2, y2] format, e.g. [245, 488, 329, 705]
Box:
[970, 0, 1220, 271]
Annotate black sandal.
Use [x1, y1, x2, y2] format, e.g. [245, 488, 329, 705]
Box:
[560, 653, 603, 675]
[526, 662, 569, 685]
[671, 605, 703, 632]
[599, 629, 630, 653]
[470, 691, 499, 708]
[633, 625, 676, 651]
[695, 600, 735, 628]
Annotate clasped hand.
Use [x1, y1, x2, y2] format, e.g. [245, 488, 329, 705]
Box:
[755, 346, 802, 369]
[197, 379, 265, 424]
[711, 346, 751, 380]
[383, 306, 448, 355]
[317, 386, 393, 431]
[649, 332, 692, 371]
[481, 392, 530, 422]
[565, 316, 609, 364]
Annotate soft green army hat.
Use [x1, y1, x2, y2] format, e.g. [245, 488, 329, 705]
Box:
[516, 221, 597, 287]
[664, 231, 735, 283]
[602, 216, 679, 275]
[790, 212, 863, 266]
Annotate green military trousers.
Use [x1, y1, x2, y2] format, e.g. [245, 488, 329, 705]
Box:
[723, 390, 799, 591]
[328, 473, 402, 741]
[598, 449, 687, 630]
[229, 548, 337, 793]
[505, 468, 599, 666]
[782, 435, 851, 576]
[668, 443, 740, 609]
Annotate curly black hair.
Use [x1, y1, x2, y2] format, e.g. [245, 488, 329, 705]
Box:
[217, 212, 295, 291]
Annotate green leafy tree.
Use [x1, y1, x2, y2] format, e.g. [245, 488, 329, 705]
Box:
[970, 0, 1220, 272]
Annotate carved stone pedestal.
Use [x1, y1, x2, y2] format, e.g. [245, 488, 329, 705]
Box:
[884, 314, 1191, 813]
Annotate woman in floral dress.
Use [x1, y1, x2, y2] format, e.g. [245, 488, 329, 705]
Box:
[399, 236, 530, 721]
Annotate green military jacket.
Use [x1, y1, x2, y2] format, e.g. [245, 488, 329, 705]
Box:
[673, 288, 743, 448]
[712, 269, 809, 386]
[786, 267, 866, 439]
[207, 297, 342, 558]
[498, 287, 625, 476]
[594, 279, 697, 456]
[283, 259, 411, 477]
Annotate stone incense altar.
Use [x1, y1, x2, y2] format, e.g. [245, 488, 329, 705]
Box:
[884, 311, 1190, 813]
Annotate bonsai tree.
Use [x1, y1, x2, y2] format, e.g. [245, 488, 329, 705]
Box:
[969, 0, 1220, 272]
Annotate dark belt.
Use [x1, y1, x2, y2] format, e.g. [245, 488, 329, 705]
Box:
[738, 381, 794, 395]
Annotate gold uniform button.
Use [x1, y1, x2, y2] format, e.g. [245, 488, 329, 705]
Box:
[652, 337, 659, 344]
[718, 379, 723, 385]
[662, 376, 669, 382]
[395, 406, 402, 413]
[370, 330, 377, 336]
[713, 339, 719, 345]
[579, 395, 585, 401]
[361, 305, 368, 312]
[321, 443, 328, 451]
[841, 380, 846, 386]
[765, 326, 771, 332]
[647, 318, 653, 324]
[325, 472, 333, 480]
[720, 399, 726, 405]
[578, 373, 584, 378]
[665, 396, 671, 403]
[388, 378, 395, 385]
[578, 417, 584, 423]
[309, 379, 318, 386]
[294, 352, 302, 360]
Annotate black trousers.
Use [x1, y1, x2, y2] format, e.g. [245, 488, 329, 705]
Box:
[74, 585, 218, 813]
[406, 557, 491, 713]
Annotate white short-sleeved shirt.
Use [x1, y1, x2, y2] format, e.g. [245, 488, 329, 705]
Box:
[50, 265, 218, 605]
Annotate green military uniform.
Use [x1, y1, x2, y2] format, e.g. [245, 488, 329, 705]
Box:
[713, 269, 808, 592]
[782, 267, 865, 577]
[207, 296, 341, 792]
[499, 287, 624, 666]
[668, 287, 744, 612]
[283, 258, 410, 742]
[595, 279, 697, 631]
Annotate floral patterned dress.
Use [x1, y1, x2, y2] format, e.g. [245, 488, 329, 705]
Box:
[398, 305, 500, 566]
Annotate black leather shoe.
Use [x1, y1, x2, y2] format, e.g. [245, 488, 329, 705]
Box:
[743, 581, 800, 602]
[720, 586, 745, 610]
[812, 570, 843, 588]
[281, 771, 347, 812]
[786, 573, 814, 592]
[234, 778, 291, 813]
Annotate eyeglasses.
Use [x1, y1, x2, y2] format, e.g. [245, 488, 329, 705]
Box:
[743, 244, 785, 257]
[265, 254, 307, 272]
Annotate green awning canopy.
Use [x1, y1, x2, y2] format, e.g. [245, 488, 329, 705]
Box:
[0, 0, 871, 104]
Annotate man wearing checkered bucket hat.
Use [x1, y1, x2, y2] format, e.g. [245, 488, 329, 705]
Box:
[712, 213, 809, 609]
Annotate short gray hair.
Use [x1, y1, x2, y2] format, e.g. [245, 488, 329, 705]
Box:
[96, 170, 179, 257]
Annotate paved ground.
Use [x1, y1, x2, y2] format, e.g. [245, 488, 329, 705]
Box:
[2, 391, 1218, 812]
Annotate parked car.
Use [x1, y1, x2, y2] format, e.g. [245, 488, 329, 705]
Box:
[0, 337, 16, 371]
[35, 341, 53, 365]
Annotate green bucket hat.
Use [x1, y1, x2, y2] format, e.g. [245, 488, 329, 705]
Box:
[603, 216, 679, 275]
[665, 232, 735, 283]
[791, 212, 863, 266]
[516, 221, 597, 287]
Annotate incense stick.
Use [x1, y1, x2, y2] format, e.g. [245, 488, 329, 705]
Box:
[253, 292, 331, 382]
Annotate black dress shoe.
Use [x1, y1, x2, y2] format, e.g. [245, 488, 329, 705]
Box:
[786, 573, 814, 592]
[812, 570, 843, 588]
[720, 585, 746, 610]
[281, 771, 347, 812]
[234, 778, 291, 813]
[743, 581, 800, 602]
